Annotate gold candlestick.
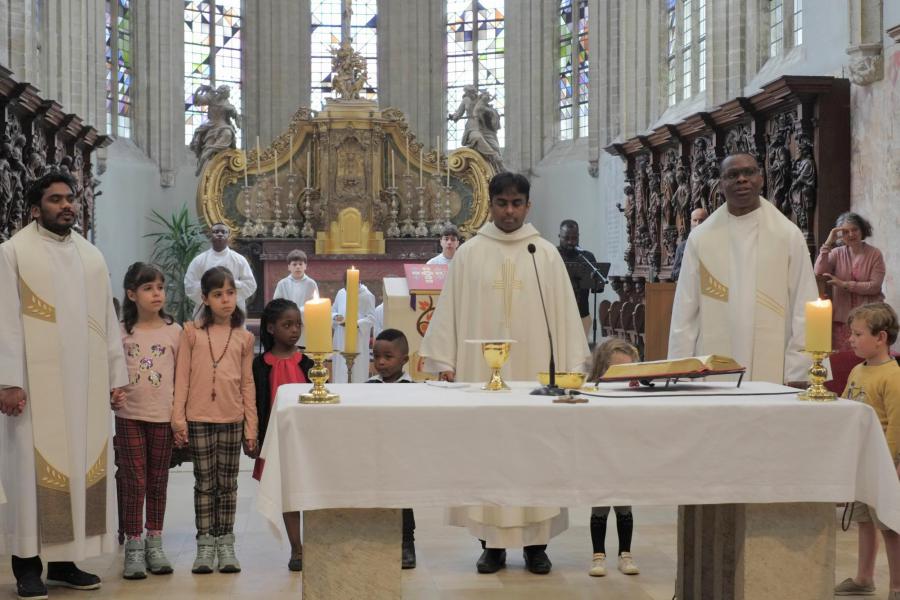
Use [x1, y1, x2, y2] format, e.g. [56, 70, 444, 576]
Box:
[797, 350, 836, 402]
[340, 351, 360, 383]
[299, 351, 340, 404]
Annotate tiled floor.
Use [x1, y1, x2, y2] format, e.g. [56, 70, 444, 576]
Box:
[0, 471, 891, 598]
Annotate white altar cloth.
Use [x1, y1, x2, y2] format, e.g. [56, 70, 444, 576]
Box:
[256, 381, 900, 532]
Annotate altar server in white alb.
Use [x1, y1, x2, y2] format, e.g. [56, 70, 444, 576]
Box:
[331, 281, 377, 383]
[0, 172, 128, 598]
[668, 152, 818, 384]
[272, 249, 318, 347]
[184, 222, 257, 317]
[419, 172, 591, 575]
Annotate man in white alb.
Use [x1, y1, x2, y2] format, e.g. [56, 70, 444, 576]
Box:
[0, 172, 128, 598]
[184, 222, 257, 317]
[425, 224, 460, 265]
[667, 152, 818, 384]
[419, 172, 590, 575]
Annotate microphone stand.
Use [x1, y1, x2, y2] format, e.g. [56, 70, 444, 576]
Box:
[529, 244, 566, 396]
[577, 252, 608, 347]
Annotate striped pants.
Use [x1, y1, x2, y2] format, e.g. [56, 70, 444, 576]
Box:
[114, 417, 173, 537]
[188, 421, 242, 536]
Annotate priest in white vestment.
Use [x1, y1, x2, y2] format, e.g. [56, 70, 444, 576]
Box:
[331, 283, 377, 383]
[668, 153, 818, 384]
[184, 222, 257, 317]
[419, 172, 591, 575]
[0, 173, 127, 596]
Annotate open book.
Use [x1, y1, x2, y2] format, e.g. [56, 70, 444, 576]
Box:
[598, 355, 745, 382]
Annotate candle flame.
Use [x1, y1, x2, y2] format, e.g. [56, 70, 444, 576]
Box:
[312, 290, 320, 301]
[811, 298, 832, 307]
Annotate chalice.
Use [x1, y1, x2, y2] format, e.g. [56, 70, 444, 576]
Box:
[467, 339, 515, 391]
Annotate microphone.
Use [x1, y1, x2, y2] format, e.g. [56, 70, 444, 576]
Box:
[527, 243, 566, 396]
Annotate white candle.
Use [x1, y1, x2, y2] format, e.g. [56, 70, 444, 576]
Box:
[274, 147, 278, 187]
[289, 135, 293, 175]
[406, 137, 410, 175]
[307, 150, 311, 185]
[304, 292, 332, 354]
[344, 267, 360, 352]
[256, 136, 261, 173]
[244, 150, 248, 186]
[419, 148, 423, 187]
[435, 136, 440, 178]
[805, 299, 832, 352]
[391, 149, 395, 188]
[447, 154, 450, 186]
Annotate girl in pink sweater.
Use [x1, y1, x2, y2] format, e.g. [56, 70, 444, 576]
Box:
[172, 266, 257, 575]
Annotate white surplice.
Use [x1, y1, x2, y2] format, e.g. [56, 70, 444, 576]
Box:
[184, 247, 257, 317]
[426, 253, 452, 266]
[273, 274, 319, 347]
[0, 225, 127, 560]
[331, 284, 377, 383]
[418, 221, 591, 548]
[668, 198, 818, 383]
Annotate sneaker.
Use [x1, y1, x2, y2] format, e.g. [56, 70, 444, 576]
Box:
[145, 535, 174, 575]
[46, 562, 101, 590]
[123, 538, 147, 580]
[588, 552, 607, 577]
[191, 534, 217, 574]
[15, 572, 48, 600]
[833, 577, 875, 595]
[617, 552, 640, 575]
[216, 533, 241, 573]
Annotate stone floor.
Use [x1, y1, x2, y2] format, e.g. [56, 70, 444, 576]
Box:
[0, 471, 891, 599]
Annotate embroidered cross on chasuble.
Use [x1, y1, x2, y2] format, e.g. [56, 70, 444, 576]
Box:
[493, 259, 522, 330]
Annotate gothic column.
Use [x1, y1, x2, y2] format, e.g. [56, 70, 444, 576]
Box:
[847, 0, 884, 86]
[505, 0, 553, 173]
[589, 0, 619, 176]
[131, 0, 184, 187]
[242, 0, 310, 147]
[0, 0, 41, 81]
[376, 0, 443, 149]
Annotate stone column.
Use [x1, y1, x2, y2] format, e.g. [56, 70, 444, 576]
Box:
[131, 0, 185, 187]
[677, 503, 835, 600]
[39, 0, 107, 129]
[0, 0, 41, 80]
[242, 0, 310, 147]
[376, 0, 443, 151]
[847, 0, 884, 86]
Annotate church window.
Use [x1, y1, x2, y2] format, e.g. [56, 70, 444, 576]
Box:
[446, 0, 505, 150]
[105, 0, 132, 138]
[310, 0, 378, 110]
[768, 0, 802, 58]
[184, 0, 243, 146]
[558, 0, 589, 141]
[664, 0, 707, 107]
[769, 0, 784, 57]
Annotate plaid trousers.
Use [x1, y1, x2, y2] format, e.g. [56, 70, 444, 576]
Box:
[188, 421, 242, 536]
[113, 417, 174, 536]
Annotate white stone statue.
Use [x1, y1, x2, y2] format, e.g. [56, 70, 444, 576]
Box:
[189, 84, 242, 176]
[447, 86, 503, 172]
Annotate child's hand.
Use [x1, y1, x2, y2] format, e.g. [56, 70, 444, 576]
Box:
[243, 438, 259, 458]
[173, 429, 189, 448]
[109, 388, 127, 410]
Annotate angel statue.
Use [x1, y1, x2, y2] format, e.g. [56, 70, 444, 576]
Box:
[189, 84, 242, 176]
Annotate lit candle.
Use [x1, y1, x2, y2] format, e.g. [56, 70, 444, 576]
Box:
[406, 137, 410, 175]
[344, 267, 360, 353]
[419, 148, 423, 187]
[307, 150, 311, 185]
[289, 135, 293, 175]
[435, 136, 440, 175]
[304, 292, 333, 353]
[447, 154, 451, 186]
[805, 298, 832, 352]
[256, 136, 261, 173]
[274, 147, 278, 187]
[391, 149, 395, 188]
[244, 149, 249, 186]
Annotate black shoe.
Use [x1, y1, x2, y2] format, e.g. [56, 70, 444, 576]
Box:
[523, 549, 552, 575]
[401, 540, 417, 569]
[476, 548, 506, 574]
[46, 562, 101, 590]
[15, 572, 48, 600]
[288, 556, 302, 572]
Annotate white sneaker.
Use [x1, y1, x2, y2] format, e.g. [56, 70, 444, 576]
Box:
[617, 552, 640, 575]
[588, 552, 607, 577]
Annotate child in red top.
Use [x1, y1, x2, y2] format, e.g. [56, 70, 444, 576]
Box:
[252, 299, 312, 572]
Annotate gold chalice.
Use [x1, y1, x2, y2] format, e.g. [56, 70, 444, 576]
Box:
[467, 339, 515, 391]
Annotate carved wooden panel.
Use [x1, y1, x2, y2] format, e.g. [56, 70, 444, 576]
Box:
[606, 76, 851, 301]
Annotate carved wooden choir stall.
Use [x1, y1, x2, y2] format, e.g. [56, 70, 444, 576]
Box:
[601, 75, 851, 359]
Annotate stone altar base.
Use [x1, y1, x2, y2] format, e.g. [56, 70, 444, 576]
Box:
[303, 508, 402, 600]
[677, 502, 835, 600]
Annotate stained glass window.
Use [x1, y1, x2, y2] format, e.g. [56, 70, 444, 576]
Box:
[105, 0, 132, 138]
[310, 0, 378, 110]
[446, 1, 505, 150]
[558, 0, 589, 141]
[559, 1, 574, 141]
[184, 0, 242, 146]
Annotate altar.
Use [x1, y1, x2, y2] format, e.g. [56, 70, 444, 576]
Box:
[256, 380, 900, 599]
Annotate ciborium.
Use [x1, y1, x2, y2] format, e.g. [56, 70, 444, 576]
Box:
[467, 340, 515, 391]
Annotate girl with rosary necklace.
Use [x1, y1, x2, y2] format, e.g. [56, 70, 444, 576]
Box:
[172, 266, 258, 575]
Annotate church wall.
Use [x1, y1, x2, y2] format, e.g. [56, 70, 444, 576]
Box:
[94, 139, 201, 301]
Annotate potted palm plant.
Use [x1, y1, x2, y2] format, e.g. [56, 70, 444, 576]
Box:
[144, 205, 206, 324]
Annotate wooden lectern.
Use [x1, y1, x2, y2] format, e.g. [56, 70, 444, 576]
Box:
[643, 282, 676, 361]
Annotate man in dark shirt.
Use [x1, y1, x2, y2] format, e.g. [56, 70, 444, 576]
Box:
[671, 207, 708, 281]
[558, 220, 596, 336]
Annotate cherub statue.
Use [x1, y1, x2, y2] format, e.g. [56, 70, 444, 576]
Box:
[189, 84, 242, 176]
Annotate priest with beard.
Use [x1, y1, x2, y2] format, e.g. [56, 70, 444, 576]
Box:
[419, 172, 591, 575]
[0, 172, 127, 598]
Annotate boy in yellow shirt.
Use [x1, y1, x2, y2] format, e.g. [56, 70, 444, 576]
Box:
[835, 302, 900, 598]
